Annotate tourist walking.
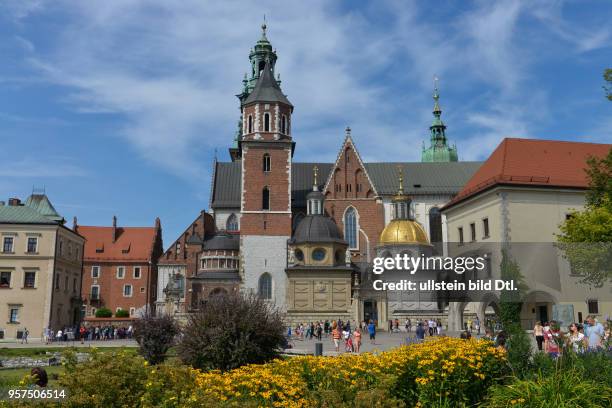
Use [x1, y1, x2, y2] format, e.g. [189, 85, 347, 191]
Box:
[353, 328, 362, 353]
[567, 323, 586, 353]
[533, 321, 544, 351]
[544, 321, 562, 358]
[21, 328, 29, 344]
[331, 321, 341, 352]
[584, 316, 605, 350]
[415, 322, 425, 340]
[367, 320, 376, 344]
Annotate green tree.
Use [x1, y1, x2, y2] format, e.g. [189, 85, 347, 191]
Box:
[557, 148, 612, 287]
[605, 68, 612, 101]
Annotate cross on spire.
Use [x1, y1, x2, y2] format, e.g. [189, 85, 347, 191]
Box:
[313, 165, 319, 189]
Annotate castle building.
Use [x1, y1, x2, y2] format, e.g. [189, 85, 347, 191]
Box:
[0, 194, 84, 340]
[442, 138, 612, 331]
[78, 216, 163, 318]
[197, 23, 482, 329]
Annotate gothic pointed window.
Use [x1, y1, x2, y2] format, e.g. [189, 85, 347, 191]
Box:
[264, 113, 270, 132]
[429, 207, 442, 243]
[281, 115, 287, 134]
[258, 273, 272, 300]
[344, 207, 358, 249]
[263, 153, 271, 172]
[248, 115, 253, 133]
[226, 214, 238, 231]
[262, 186, 270, 210]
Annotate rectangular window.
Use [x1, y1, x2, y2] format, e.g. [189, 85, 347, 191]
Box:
[3, 237, 14, 253]
[587, 300, 599, 314]
[0, 271, 11, 287]
[91, 266, 100, 278]
[27, 237, 38, 253]
[133, 266, 142, 279]
[140, 287, 145, 293]
[24, 271, 36, 288]
[64, 276, 69, 291]
[458, 227, 464, 244]
[263, 154, 271, 172]
[482, 218, 490, 238]
[90, 285, 100, 300]
[123, 284, 133, 297]
[129, 307, 136, 316]
[73, 278, 77, 293]
[470, 223, 476, 242]
[55, 273, 60, 289]
[116, 266, 125, 279]
[9, 307, 19, 323]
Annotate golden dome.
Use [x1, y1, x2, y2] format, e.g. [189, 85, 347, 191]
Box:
[379, 219, 431, 245]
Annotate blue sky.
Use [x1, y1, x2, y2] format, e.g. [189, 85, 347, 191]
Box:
[0, 0, 610, 245]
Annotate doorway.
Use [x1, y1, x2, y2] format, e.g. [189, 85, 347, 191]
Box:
[364, 300, 378, 324]
[537, 305, 548, 323]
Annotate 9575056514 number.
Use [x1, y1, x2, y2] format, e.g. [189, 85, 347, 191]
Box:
[1, 388, 68, 400]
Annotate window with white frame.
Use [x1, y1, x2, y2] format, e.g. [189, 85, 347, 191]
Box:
[133, 266, 141, 279]
[116, 266, 125, 279]
[129, 307, 136, 316]
[3, 236, 14, 253]
[123, 284, 133, 297]
[9, 306, 20, 323]
[24, 271, 36, 288]
[26, 237, 38, 253]
[0, 271, 11, 288]
[91, 266, 100, 278]
[90, 285, 100, 300]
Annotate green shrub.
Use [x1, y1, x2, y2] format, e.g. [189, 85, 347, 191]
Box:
[505, 324, 532, 378]
[94, 307, 112, 318]
[59, 349, 148, 408]
[133, 313, 179, 365]
[115, 308, 129, 318]
[483, 369, 612, 407]
[177, 291, 286, 371]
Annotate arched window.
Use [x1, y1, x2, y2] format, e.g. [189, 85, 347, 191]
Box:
[248, 115, 253, 133]
[226, 214, 238, 231]
[258, 273, 272, 300]
[429, 207, 442, 243]
[344, 207, 358, 249]
[264, 113, 270, 132]
[263, 153, 271, 172]
[262, 186, 270, 210]
[281, 115, 287, 134]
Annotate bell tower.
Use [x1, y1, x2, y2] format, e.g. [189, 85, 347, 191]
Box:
[239, 25, 294, 307]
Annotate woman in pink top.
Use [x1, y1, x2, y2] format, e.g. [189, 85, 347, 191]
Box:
[353, 328, 362, 353]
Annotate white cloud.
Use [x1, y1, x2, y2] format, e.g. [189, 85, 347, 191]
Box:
[2, 0, 607, 181]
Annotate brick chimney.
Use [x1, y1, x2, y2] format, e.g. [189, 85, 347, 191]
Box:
[8, 198, 21, 206]
[112, 215, 117, 243]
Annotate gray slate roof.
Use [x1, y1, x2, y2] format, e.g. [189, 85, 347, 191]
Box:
[290, 214, 345, 244]
[211, 161, 482, 209]
[244, 60, 292, 107]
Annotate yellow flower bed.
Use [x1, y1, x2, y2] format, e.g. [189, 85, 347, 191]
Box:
[141, 337, 508, 407]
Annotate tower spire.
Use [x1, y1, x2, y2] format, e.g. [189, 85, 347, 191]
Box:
[313, 165, 319, 190]
[421, 75, 458, 162]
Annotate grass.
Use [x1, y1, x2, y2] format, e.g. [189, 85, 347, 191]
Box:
[0, 346, 137, 359]
[0, 365, 64, 387]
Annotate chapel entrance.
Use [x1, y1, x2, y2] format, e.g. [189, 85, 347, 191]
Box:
[363, 300, 378, 324]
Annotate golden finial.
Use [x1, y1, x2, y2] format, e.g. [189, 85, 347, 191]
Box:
[313, 165, 319, 188]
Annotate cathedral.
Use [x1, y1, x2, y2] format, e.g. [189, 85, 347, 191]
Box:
[156, 24, 482, 329]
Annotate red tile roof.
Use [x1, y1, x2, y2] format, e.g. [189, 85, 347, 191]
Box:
[79, 225, 158, 262]
[445, 138, 611, 209]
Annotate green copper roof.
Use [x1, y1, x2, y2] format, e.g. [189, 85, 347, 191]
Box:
[0, 194, 64, 224]
[422, 83, 458, 162]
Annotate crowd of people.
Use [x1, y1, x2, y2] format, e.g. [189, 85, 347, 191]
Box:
[532, 316, 609, 357]
[41, 324, 134, 344]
